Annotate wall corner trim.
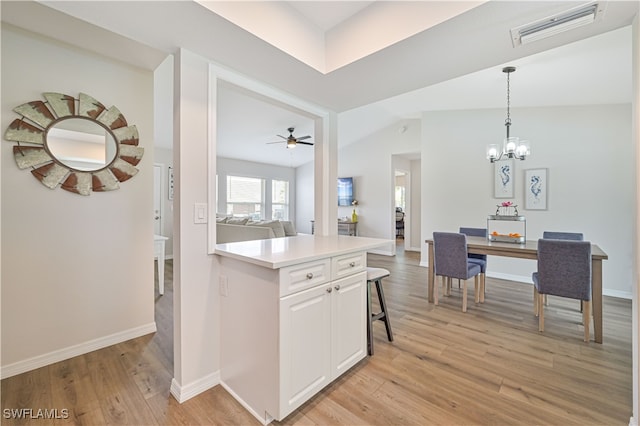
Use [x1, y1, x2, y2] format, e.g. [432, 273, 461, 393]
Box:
[170, 371, 220, 403]
[0, 322, 157, 379]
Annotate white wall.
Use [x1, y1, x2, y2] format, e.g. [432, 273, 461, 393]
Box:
[1, 26, 155, 376]
[295, 160, 314, 234]
[409, 159, 422, 251]
[422, 105, 634, 298]
[631, 13, 639, 426]
[337, 119, 421, 254]
[171, 49, 218, 400]
[216, 157, 296, 221]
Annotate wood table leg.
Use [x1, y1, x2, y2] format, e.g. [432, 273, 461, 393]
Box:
[592, 258, 603, 343]
[428, 241, 435, 303]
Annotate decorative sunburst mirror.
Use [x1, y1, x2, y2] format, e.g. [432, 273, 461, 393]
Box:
[4, 92, 143, 195]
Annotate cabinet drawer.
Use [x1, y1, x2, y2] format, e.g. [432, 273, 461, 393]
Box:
[279, 258, 331, 297]
[331, 252, 366, 280]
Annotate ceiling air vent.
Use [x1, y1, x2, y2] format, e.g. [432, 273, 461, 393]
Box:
[510, 2, 605, 47]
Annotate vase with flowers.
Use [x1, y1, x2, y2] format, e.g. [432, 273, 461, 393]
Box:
[495, 200, 518, 216]
[351, 200, 359, 222]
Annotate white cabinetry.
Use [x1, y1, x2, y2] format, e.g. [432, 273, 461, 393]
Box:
[279, 271, 366, 417]
[219, 251, 367, 424]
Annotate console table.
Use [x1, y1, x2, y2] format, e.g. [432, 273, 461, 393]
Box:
[153, 234, 168, 295]
[311, 220, 358, 236]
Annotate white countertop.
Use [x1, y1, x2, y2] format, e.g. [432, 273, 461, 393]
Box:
[214, 234, 390, 269]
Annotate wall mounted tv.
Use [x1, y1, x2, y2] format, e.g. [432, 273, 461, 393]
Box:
[338, 177, 354, 206]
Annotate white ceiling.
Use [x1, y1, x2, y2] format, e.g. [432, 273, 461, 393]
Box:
[287, 1, 375, 31]
[198, 1, 486, 73]
[1, 1, 637, 168]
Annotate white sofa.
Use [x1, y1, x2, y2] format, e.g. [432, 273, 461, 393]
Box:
[216, 217, 297, 244]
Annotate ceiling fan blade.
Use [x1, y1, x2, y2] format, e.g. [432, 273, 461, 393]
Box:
[276, 134, 288, 139]
[267, 141, 285, 144]
[297, 135, 312, 141]
[297, 141, 314, 146]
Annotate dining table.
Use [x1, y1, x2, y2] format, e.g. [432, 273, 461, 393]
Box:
[425, 236, 609, 343]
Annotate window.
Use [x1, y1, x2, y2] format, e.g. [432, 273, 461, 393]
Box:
[272, 179, 289, 220]
[395, 185, 406, 211]
[226, 176, 264, 220]
[395, 172, 407, 211]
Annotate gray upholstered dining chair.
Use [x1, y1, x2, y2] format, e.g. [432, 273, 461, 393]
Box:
[459, 227, 487, 300]
[433, 232, 482, 312]
[532, 238, 592, 341]
[540, 231, 585, 311]
[543, 231, 584, 241]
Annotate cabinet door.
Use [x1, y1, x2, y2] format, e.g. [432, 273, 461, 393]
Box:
[331, 271, 367, 379]
[279, 284, 332, 419]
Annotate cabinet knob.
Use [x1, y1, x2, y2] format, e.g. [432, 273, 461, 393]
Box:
[334, 285, 341, 291]
[326, 287, 332, 293]
[306, 273, 314, 280]
[349, 262, 356, 267]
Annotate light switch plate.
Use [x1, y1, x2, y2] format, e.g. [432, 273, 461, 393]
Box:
[194, 203, 207, 224]
[219, 275, 228, 297]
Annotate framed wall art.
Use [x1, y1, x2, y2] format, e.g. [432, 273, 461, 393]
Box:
[494, 159, 514, 198]
[524, 168, 547, 210]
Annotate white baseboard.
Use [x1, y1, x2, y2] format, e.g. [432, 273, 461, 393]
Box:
[170, 371, 220, 403]
[421, 270, 633, 300]
[368, 248, 394, 256]
[486, 272, 632, 299]
[220, 380, 273, 425]
[487, 271, 533, 284]
[1, 322, 157, 379]
[629, 416, 637, 426]
[405, 246, 421, 252]
[603, 289, 632, 300]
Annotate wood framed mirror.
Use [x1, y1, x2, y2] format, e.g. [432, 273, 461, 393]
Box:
[4, 92, 143, 195]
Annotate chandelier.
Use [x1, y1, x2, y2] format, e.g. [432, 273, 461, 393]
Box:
[486, 66, 530, 163]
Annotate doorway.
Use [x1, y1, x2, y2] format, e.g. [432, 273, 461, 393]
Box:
[392, 153, 421, 253]
[153, 164, 163, 235]
[394, 170, 408, 250]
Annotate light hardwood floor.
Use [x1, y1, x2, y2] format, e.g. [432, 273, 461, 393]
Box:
[2, 243, 632, 425]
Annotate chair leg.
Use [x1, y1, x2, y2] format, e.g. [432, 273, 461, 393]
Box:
[442, 276, 450, 297]
[367, 280, 374, 355]
[375, 279, 394, 342]
[583, 300, 591, 342]
[479, 273, 485, 303]
[538, 293, 545, 332]
[434, 275, 439, 305]
[447, 277, 452, 296]
[474, 275, 479, 304]
[533, 287, 539, 316]
[462, 280, 468, 312]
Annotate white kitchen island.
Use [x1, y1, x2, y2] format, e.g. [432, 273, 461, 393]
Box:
[215, 234, 389, 425]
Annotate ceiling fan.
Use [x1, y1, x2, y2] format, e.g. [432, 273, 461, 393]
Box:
[267, 127, 313, 149]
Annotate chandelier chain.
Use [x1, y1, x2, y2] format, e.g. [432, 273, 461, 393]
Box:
[487, 65, 529, 163]
[505, 70, 511, 126]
